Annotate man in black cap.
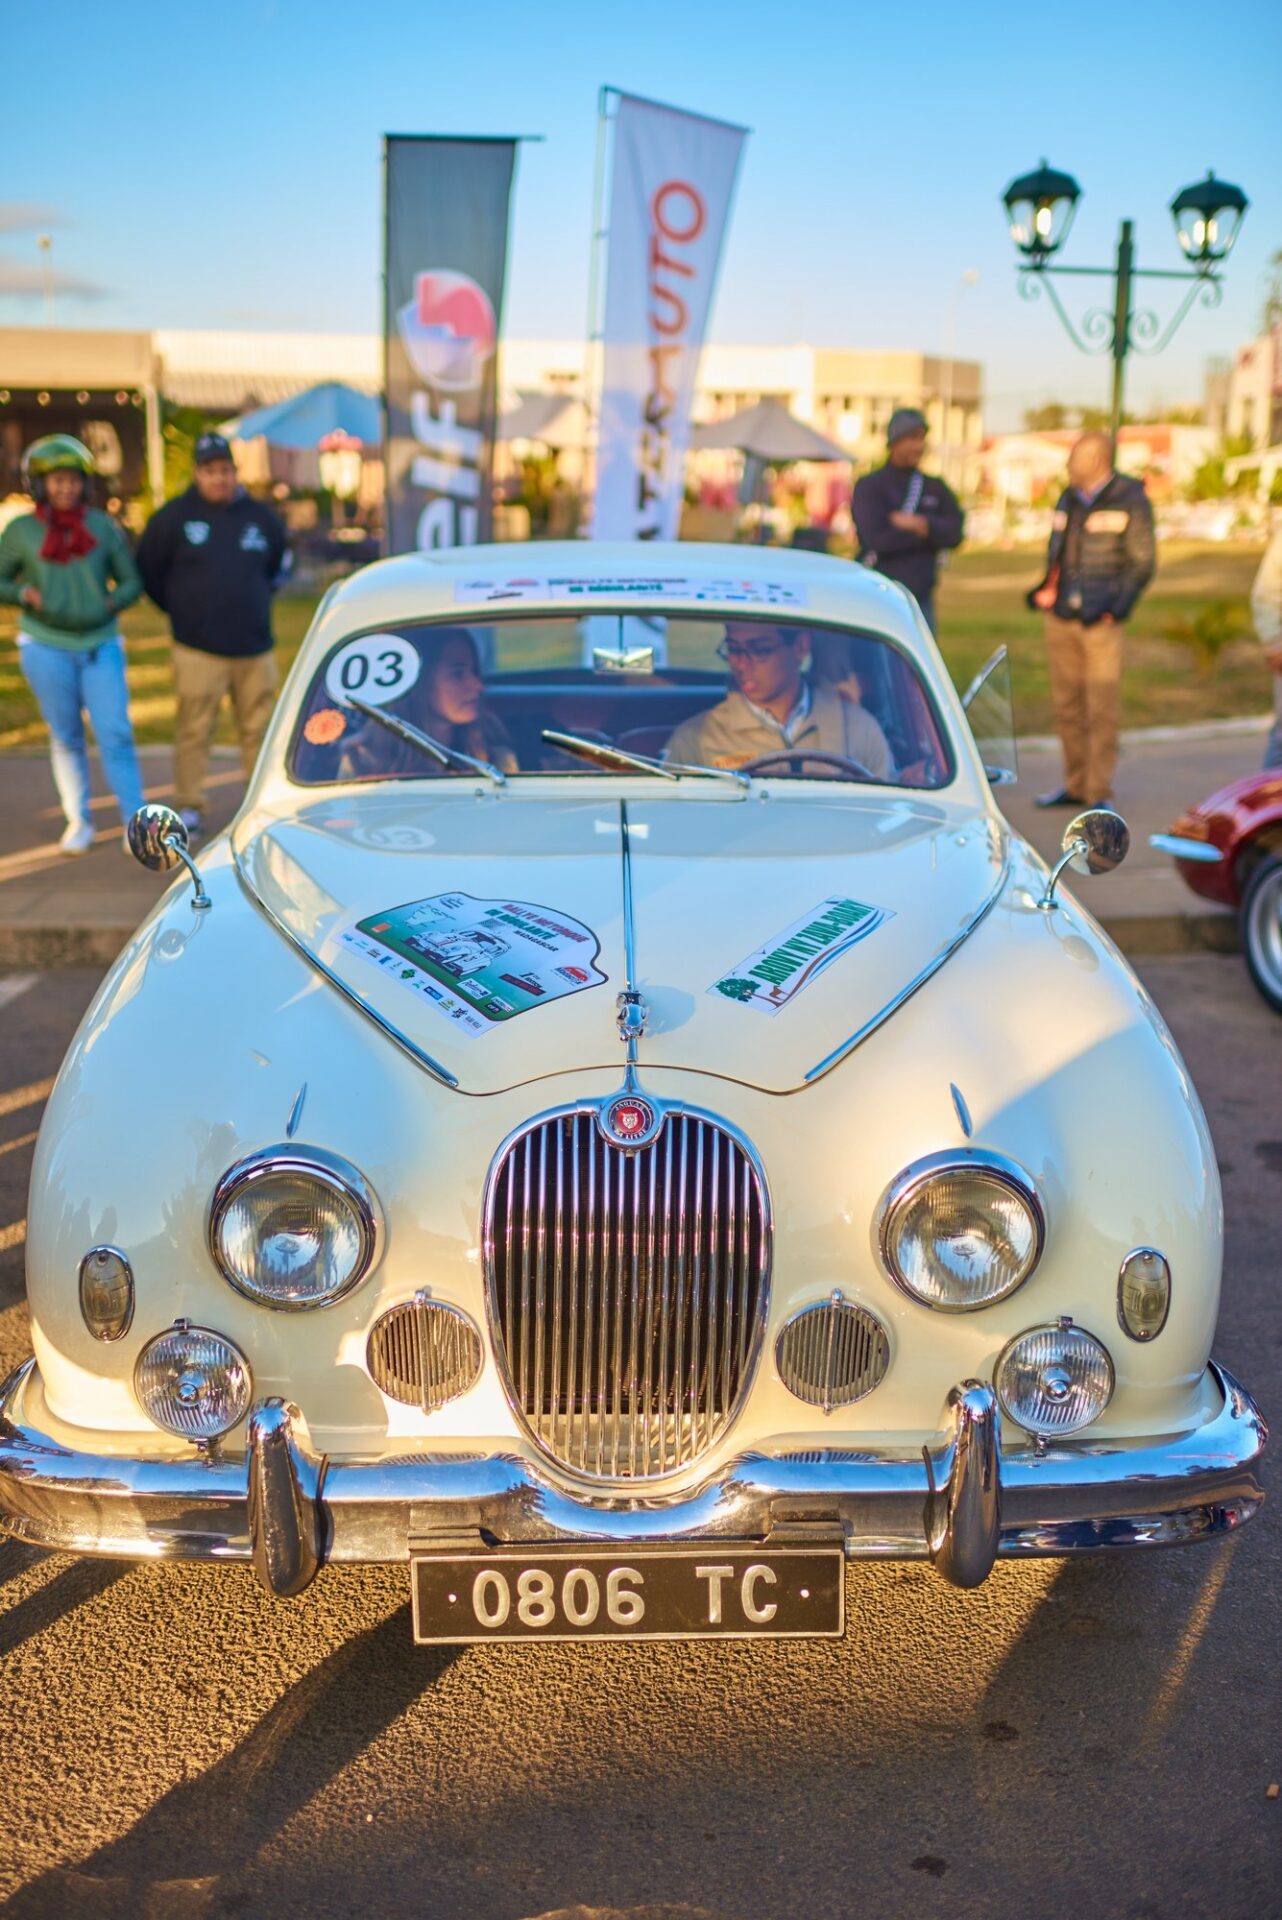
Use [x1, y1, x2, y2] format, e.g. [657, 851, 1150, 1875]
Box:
[851, 408, 963, 633]
[137, 433, 288, 832]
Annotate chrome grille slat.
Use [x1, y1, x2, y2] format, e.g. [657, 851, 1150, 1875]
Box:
[487, 1107, 769, 1480]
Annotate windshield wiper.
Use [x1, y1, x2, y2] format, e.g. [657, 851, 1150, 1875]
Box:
[346, 695, 506, 787]
[542, 728, 750, 790]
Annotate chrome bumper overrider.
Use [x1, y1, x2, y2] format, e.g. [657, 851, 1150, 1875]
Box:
[0, 1361, 1265, 1598]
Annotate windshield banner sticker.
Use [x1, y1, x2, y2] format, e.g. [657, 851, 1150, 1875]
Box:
[711, 897, 891, 1016]
[453, 575, 807, 607]
[339, 893, 607, 1038]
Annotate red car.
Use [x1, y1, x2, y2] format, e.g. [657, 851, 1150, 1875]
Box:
[1152, 768, 1282, 1013]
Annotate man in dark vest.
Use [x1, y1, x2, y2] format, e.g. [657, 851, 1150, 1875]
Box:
[1028, 431, 1156, 808]
[852, 408, 964, 633]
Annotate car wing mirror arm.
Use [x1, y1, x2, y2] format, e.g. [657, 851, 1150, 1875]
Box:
[127, 804, 212, 910]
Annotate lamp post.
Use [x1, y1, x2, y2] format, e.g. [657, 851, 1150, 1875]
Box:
[1001, 162, 1248, 450]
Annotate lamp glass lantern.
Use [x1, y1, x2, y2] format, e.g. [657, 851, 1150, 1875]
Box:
[1170, 171, 1248, 268]
[1002, 161, 1081, 262]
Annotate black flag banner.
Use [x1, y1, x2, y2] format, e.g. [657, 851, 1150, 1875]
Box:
[383, 136, 518, 554]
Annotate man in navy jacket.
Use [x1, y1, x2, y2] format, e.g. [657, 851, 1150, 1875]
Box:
[852, 409, 964, 633]
[137, 433, 287, 833]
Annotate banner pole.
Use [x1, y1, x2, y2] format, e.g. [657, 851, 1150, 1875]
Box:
[583, 87, 616, 528]
[379, 135, 390, 558]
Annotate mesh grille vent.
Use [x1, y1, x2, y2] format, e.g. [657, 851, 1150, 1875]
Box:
[776, 1297, 890, 1410]
[367, 1297, 483, 1413]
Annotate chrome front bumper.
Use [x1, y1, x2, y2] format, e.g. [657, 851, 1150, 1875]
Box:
[0, 1360, 1265, 1598]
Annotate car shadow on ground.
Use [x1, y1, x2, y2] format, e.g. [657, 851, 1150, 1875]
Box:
[1, 1531, 1273, 1920]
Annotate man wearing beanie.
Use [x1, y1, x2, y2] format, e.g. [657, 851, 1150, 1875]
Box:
[137, 433, 287, 834]
[851, 408, 964, 633]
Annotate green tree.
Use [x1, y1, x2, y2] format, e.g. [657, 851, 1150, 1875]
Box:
[1022, 403, 1068, 431]
[1160, 600, 1252, 676]
[1188, 431, 1256, 501]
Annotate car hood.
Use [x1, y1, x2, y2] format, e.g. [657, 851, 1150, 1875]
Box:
[232, 790, 1008, 1096]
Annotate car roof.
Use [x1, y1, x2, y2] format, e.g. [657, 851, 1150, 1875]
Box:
[317, 539, 919, 637]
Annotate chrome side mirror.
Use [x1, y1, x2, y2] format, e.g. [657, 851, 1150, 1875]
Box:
[127, 804, 211, 911]
[1039, 808, 1129, 912]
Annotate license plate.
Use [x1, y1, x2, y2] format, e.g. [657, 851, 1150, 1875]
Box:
[410, 1544, 844, 1644]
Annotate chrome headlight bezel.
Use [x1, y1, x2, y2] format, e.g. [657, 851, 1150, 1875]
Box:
[994, 1319, 1116, 1437]
[875, 1148, 1045, 1313]
[208, 1144, 381, 1312]
[134, 1320, 253, 1440]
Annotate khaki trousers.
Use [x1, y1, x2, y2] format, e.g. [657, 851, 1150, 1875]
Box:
[172, 641, 279, 812]
[1043, 613, 1123, 802]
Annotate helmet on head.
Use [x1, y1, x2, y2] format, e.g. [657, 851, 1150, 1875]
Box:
[22, 434, 96, 502]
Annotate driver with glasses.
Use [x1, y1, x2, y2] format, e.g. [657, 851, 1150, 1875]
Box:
[665, 621, 895, 777]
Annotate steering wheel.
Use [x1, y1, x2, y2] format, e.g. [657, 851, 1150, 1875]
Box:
[738, 748, 879, 784]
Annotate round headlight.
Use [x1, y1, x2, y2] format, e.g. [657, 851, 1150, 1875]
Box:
[995, 1321, 1114, 1437]
[878, 1152, 1043, 1311]
[135, 1321, 252, 1440]
[210, 1147, 379, 1310]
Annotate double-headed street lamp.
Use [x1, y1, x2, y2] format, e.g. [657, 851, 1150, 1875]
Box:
[1001, 162, 1249, 447]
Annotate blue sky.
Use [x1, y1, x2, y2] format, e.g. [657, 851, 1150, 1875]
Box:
[3, 0, 1280, 429]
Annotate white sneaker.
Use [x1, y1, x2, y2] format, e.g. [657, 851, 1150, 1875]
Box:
[59, 820, 96, 856]
[178, 809, 204, 837]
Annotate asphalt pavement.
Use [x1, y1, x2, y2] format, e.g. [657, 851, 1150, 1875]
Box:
[0, 721, 1270, 969]
[0, 958, 1277, 1919]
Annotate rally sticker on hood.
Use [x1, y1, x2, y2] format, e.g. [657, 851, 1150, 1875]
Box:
[711, 897, 890, 1016]
[338, 893, 606, 1038]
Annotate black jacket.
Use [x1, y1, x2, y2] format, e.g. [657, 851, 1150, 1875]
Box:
[137, 487, 287, 657]
[1028, 472, 1156, 626]
[851, 463, 964, 604]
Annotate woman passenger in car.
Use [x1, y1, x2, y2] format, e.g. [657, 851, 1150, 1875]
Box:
[305, 627, 517, 778]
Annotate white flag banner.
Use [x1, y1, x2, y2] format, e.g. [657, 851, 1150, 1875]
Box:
[593, 94, 746, 544]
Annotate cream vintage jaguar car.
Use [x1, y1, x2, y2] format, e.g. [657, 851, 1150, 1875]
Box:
[0, 543, 1266, 1645]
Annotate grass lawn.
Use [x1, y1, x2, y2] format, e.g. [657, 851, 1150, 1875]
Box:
[0, 539, 1270, 749]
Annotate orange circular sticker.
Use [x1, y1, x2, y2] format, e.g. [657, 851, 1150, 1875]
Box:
[304, 707, 347, 746]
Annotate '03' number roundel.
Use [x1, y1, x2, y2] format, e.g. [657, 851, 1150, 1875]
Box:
[325, 634, 421, 708]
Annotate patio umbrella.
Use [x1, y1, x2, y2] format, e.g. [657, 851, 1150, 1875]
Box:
[690, 396, 850, 463]
[220, 381, 380, 451]
[498, 391, 589, 451]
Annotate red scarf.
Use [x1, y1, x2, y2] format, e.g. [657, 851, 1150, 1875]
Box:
[37, 503, 97, 563]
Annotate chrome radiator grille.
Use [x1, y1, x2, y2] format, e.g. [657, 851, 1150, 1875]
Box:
[485, 1108, 770, 1479]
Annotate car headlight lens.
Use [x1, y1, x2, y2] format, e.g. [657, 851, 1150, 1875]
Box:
[879, 1153, 1043, 1310]
[995, 1321, 1114, 1436]
[135, 1322, 252, 1440]
[210, 1148, 379, 1310]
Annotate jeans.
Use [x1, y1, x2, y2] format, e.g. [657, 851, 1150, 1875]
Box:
[18, 634, 145, 829]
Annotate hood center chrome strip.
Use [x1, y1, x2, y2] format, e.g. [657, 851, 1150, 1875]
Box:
[615, 799, 649, 1079]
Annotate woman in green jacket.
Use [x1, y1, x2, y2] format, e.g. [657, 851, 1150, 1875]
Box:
[0, 435, 146, 853]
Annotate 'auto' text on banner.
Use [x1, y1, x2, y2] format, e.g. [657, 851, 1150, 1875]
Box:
[593, 95, 747, 543]
[384, 136, 518, 555]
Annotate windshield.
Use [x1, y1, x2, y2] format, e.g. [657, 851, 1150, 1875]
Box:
[289, 613, 954, 788]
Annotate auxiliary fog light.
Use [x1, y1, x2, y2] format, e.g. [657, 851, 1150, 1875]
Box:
[995, 1321, 1114, 1438]
[878, 1151, 1043, 1311]
[1117, 1248, 1171, 1342]
[210, 1147, 379, 1310]
[134, 1321, 252, 1441]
